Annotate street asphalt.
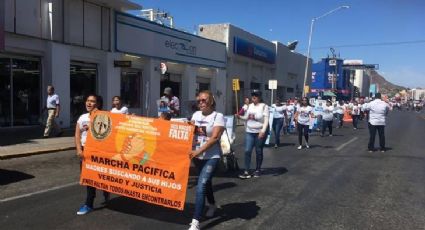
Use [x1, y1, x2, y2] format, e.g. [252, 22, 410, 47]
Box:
[0, 110, 424, 230]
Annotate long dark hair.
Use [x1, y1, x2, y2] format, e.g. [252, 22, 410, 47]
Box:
[301, 97, 310, 107]
[86, 94, 103, 110]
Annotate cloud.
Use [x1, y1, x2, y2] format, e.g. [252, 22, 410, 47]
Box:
[383, 67, 425, 88]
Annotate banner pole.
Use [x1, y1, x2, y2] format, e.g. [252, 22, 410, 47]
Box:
[234, 90, 239, 114]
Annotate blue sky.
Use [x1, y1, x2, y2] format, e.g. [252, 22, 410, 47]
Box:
[129, 0, 425, 88]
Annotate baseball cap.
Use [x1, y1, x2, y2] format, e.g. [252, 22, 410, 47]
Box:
[251, 89, 262, 97]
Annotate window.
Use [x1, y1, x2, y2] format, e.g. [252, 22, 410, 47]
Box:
[121, 70, 141, 108]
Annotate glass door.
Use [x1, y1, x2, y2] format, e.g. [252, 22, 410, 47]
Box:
[70, 62, 97, 123]
[0, 58, 11, 127]
[0, 57, 40, 127]
[12, 59, 41, 125]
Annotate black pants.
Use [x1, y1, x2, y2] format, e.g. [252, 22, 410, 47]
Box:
[80, 159, 109, 208]
[352, 115, 360, 128]
[321, 120, 333, 135]
[297, 123, 309, 145]
[368, 123, 385, 151]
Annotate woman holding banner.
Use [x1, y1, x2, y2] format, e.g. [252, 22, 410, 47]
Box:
[189, 90, 225, 230]
[237, 89, 269, 179]
[75, 94, 110, 215]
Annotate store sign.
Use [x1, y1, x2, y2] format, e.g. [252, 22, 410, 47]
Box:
[114, 60, 132, 67]
[233, 37, 275, 64]
[0, 2, 5, 51]
[268, 80, 277, 90]
[115, 12, 226, 68]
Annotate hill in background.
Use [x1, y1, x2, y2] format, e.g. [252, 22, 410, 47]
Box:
[368, 70, 407, 96]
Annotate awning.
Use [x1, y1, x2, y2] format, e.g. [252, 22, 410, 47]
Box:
[323, 91, 336, 97]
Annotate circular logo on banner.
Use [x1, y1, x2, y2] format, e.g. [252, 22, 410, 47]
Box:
[91, 113, 112, 140]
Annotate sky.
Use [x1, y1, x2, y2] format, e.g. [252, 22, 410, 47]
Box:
[129, 0, 425, 88]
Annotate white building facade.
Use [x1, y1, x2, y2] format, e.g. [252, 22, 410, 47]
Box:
[344, 60, 371, 98]
[0, 0, 226, 128]
[198, 23, 307, 113]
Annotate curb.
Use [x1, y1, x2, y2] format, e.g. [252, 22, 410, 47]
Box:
[0, 146, 76, 160]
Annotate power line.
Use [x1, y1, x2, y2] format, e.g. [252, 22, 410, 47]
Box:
[303, 40, 425, 51]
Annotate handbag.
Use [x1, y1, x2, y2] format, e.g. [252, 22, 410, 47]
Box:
[219, 129, 239, 172]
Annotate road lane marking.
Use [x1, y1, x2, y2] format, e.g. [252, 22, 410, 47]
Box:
[336, 137, 358, 151]
[0, 182, 79, 203]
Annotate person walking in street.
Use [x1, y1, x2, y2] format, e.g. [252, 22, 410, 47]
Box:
[335, 100, 345, 128]
[351, 101, 361, 130]
[238, 97, 250, 116]
[271, 98, 287, 148]
[75, 94, 110, 215]
[294, 97, 314, 149]
[364, 93, 391, 152]
[161, 87, 180, 117]
[111, 96, 129, 114]
[43, 85, 62, 137]
[321, 100, 334, 137]
[237, 89, 269, 179]
[188, 90, 225, 230]
[286, 100, 295, 134]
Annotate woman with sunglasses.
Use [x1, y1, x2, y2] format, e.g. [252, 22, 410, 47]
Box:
[188, 90, 225, 230]
[294, 97, 314, 149]
[237, 89, 269, 179]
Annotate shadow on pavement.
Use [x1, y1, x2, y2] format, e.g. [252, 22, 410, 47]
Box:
[203, 201, 260, 229]
[0, 126, 74, 146]
[0, 169, 35, 185]
[106, 197, 193, 224]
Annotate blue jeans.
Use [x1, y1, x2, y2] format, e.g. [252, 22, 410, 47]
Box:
[336, 113, 344, 127]
[193, 158, 219, 220]
[272, 118, 284, 145]
[244, 132, 267, 172]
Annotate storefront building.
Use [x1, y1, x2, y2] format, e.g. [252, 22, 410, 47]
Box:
[0, 0, 226, 128]
[198, 23, 308, 113]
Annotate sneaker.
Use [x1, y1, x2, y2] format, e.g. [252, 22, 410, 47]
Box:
[77, 205, 92, 215]
[297, 145, 302, 150]
[238, 171, 251, 179]
[320, 134, 324, 137]
[188, 219, 200, 230]
[205, 204, 217, 217]
[253, 170, 261, 178]
[380, 149, 386, 153]
[305, 143, 310, 149]
[274, 144, 278, 149]
[329, 134, 333, 137]
[368, 150, 373, 153]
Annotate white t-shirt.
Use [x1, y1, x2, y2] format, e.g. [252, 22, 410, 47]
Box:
[363, 99, 390, 126]
[191, 111, 225, 160]
[111, 106, 129, 114]
[297, 106, 313, 125]
[335, 104, 345, 114]
[322, 105, 334, 121]
[271, 104, 286, 119]
[46, 94, 60, 109]
[77, 113, 90, 146]
[243, 103, 269, 133]
[286, 105, 295, 117]
[351, 105, 360, 115]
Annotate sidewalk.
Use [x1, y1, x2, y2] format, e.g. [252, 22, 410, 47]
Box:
[0, 126, 75, 159]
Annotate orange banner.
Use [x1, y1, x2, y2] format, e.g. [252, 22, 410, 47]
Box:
[80, 111, 194, 210]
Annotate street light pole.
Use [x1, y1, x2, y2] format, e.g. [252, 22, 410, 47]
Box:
[302, 5, 350, 98]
